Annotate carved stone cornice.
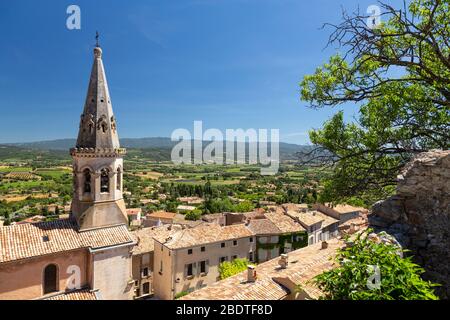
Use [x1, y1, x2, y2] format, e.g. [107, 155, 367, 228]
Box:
[70, 147, 127, 157]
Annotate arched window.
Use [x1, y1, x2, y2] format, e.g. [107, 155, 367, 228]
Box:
[43, 264, 58, 294]
[116, 167, 121, 191]
[100, 168, 110, 193]
[83, 169, 91, 193]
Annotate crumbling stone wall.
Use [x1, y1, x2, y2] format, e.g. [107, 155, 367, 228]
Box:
[369, 150, 450, 298]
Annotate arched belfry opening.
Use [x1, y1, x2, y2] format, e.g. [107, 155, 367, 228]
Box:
[83, 169, 92, 193]
[100, 168, 110, 193]
[117, 167, 122, 191]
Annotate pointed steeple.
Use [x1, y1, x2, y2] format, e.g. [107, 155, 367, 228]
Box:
[76, 42, 120, 149]
[70, 38, 127, 231]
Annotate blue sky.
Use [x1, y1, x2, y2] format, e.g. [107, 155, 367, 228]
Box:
[0, 0, 401, 144]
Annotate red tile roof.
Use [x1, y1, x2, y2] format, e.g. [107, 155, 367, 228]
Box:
[44, 289, 99, 300]
[181, 239, 343, 300]
[146, 211, 176, 220]
[0, 218, 134, 263]
[246, 219, 281, 235]
[154, 223, 254, 249]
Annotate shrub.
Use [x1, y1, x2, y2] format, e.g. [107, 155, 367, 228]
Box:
[219, 258, 250, 280]
[312, 229, 440, 300]
[174, 291, 189, 299]
[185, 209, 202, 221]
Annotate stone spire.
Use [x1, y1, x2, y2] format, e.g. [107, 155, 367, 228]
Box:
[76, 44, 120, 149]
[70, 41, 127, 231]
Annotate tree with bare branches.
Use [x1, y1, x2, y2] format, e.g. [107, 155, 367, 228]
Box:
[300, 0, 450, 204]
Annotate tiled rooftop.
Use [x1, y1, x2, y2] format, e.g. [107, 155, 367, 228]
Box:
[264, 211, 306, 233]
[246, 218, 281, 235]
[307, 210, 339, 229]
[181, 238, 343, 300]
[323, 203, 366, 214]
[286, 210, 325, 227]
[0, 218, 134, 263]
[44, 289, 99, 300]
[154, 223, 254, 250]
[146, 211, 176, 220]
[131, 225, 177, 255]
[126, 208, 142, 216]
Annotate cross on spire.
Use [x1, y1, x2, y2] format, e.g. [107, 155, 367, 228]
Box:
[95, 31, 100, 47]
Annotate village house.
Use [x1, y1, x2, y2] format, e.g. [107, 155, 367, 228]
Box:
[131, 225, 178, 299]
[176, 205, 196, 213]
[285, 209, 339, 245]
[177, 196, 204, 205]
[246, 211, 307, 263]
[313, 203, 367, 224]
[144, 211, 176, 227]
[126, 208, 142, 227]
[140, 199, 160, 206]
[0, 44, 136, 300]
[201, 213, 226, 226]
[15, 215, 46, 225]
[180, 238, 343, 300]
[152, 223, 256, 300]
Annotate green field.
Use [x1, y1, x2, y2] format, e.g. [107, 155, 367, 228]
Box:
[0, 167, 33, 173]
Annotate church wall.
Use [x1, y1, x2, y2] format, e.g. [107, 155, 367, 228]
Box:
[91, 244, 134, 300]
[0, 249, 88, 300]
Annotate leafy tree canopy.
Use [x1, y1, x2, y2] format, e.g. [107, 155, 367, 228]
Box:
[300, 0, 450, 204]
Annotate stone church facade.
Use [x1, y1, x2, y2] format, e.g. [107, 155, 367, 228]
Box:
[0, 44, 135, 300]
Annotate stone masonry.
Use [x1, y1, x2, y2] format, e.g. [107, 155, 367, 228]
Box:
[369, 150, 450, 298]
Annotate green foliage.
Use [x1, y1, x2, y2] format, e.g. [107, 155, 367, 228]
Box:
[185, 209, 202, 221]
[313, 230, 440, 300]
[218, 258, 250, 280]
[300, 0, 450, 204]
[174, 291, 189, 299]
[232, 200, 255, 213]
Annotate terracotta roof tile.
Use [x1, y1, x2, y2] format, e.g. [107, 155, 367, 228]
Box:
[181, 238, 343, 300]
[146, 211, 176, 220]
[131, 225, 177, 255]
[286, 210, 324, 227]
[0, 218, 134, 263]
[44, 289, 98, 300]
[264, 211, 305, 233]
[246, 219, 281, 235]
[154, 223, 254, 249]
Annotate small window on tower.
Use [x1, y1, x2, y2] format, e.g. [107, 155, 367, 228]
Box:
[100, 168, 110, 193]
[83, 169, 91, 193]
[101, 123, 107, 133]
[117, 167, 121, 190]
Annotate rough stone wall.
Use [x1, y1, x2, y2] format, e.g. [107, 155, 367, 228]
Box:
[369, 150, 450, 298]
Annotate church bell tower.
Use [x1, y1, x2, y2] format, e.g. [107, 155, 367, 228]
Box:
[70, 39, 128, 231]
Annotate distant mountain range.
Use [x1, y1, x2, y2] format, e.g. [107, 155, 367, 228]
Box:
[3, 137, 313, 161]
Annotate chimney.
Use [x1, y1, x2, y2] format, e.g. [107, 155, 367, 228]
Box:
[247, 265, 257, 282]
[321, 241, 328, 249]
[278, 253, 288, 269]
